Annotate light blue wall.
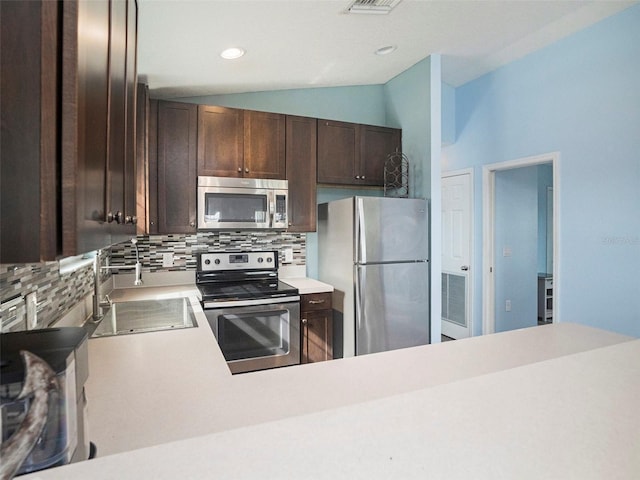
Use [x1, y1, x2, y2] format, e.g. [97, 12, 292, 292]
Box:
[175, 85, 388, 126]
[442, 4, 640, 337]
[384, 58, 431, 199]
[384, 55, 442, 342]
[494, 166, 538, 332]
[441, 82, 456, 146]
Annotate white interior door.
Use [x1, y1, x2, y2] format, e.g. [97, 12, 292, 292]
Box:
[441, 172, 472, 339]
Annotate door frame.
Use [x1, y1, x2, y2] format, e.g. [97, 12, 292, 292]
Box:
[441, 168, 474, 338]
[482, 152, 560, 334]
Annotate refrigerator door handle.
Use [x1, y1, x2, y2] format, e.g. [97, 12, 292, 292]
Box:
[355, 266, 365, 331]
[357, 197, 366, 264]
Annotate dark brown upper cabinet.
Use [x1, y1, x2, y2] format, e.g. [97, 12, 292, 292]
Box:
[107, 0, 136, 245]
[317, 120, 401, 187]
[155, 101, 198, 234]
[61, 0, 138, 255]
[286, 116, 317, 232]
[197, 106, 244, 177]
[244, 110, 286, 179]
[317, 120, 360, 186]
[359, 125, 402, 187]
[1, 0, 59, 263]
[197, 106, 286, 179]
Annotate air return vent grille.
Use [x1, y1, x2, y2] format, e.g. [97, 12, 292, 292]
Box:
[347, 0, 402, 14]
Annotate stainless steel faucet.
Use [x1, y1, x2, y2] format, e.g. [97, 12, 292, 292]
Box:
[92, 238, 143, 320]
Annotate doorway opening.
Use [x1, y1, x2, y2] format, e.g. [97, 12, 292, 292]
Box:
[482, 152, 559, 335]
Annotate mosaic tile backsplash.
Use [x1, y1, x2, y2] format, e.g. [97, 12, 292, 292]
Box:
[1, 231, 306, 330]
[1, 261, 94, 330]
[109, 232, 306, 271]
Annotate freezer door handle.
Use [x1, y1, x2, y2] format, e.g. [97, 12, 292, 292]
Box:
[355, 266, 366, 331]
[356, 197, 366, 264]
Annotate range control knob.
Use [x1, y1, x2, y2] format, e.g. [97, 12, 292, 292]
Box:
[257, 257, 264, 263]
[204, 259, 211, 265]
[214, 259, 221, 265]
[267, 257, 273, 263]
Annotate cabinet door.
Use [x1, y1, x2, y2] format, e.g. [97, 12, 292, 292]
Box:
[135, 83, 148, 235]
[301, 309, 333, 363]
[286, 116, 317, 232]
[197, 105, 243, 177]
[317, 120, 359, 185]
[157, 101, 197, 233]
[122, 0, 138, 234]
[62, 0, 112, 255]
[107, 0, 128, 238]
[244, 110, 286, 179]
[147, 99, 159, 234]
[359, 125, 401, 187]
[1, 0, 59, 262]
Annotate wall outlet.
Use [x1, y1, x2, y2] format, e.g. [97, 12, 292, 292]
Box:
[283, 247, 293, 264]
[505, 300, 512, 312]
[162, 252, 174, 267]
[26, 292, 38, 329]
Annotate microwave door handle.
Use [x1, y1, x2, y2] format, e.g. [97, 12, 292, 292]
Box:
[268, 191, 275, 227]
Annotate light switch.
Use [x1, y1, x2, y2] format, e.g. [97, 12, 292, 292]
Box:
[502, 246, 512, 257]
[505, 300, 512, 312]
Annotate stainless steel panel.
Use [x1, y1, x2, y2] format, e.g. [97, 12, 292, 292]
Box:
[356, 196, 428, 264]
[356, 262, 430, 355]
[205, 301, 300, 374]
[197, 176, 288, 230]
[203, 295, 300, 309]
[92, 298, 197, 337]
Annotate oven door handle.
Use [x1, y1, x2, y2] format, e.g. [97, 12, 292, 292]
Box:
[203, 296, 300, 309]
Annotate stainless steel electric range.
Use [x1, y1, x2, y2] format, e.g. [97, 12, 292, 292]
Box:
[196, 251, 300, 374]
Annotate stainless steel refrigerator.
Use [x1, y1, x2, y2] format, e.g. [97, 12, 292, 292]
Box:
[318, 196, 430, 358]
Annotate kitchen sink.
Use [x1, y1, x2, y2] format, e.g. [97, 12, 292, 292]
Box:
[91, 297, 197, 338]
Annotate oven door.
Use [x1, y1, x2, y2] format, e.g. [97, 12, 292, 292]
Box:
[205, 301, 300, 374]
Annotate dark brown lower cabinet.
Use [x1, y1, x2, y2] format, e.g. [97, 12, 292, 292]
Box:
[301, 293, 333, 364]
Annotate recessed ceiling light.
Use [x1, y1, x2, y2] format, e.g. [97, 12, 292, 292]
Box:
[220, 47, 245, 60]
[375, 45, 397, 56]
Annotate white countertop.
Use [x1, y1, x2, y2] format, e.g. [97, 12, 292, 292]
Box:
[280, 276, 333, 294]
[20, 284, 638, 479]
[279, 265, 334, 294]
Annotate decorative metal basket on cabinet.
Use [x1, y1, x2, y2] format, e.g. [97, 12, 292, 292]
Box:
[383, 150, 409, 198]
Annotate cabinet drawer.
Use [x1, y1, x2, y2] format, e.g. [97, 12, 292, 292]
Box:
[300, 292, 332, 312]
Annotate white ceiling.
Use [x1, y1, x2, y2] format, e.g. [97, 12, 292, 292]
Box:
[138, 0, 636, 99]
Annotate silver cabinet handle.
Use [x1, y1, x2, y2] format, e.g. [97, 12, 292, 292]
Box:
[308, 299, 326, 305]
[301, 318, 308, 324]
[361, 175, 365, 179]
[237, 167, 242, 172]
[190, 221, 195, 227]
[355, 175, 360, 179]
[245, 168, 249, 173]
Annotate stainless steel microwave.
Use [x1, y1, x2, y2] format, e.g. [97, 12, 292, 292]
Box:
[197, 176, 288, 230]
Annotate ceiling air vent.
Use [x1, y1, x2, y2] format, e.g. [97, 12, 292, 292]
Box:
[347, 0, 402, 15]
